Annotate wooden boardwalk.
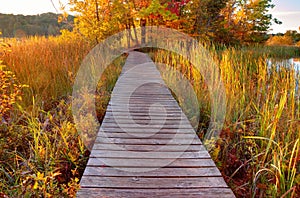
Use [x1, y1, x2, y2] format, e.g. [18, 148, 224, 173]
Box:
[77, 52, 235, 197]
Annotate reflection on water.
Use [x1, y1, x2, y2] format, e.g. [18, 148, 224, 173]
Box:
[267, 58, 300, 93]
[267, 58, 300, 72]
[293, 58, 300, 72]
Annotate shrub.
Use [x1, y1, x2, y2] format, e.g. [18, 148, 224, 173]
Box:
[266, 35, 294, 46]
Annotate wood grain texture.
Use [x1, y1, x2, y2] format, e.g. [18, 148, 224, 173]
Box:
[77, 51, 235, 197]
[77, 188, 235, 198]
[83, 167, 222, 177]
[79, 176, 228, 188]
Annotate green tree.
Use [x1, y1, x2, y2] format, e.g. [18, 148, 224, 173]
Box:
[285, 30, 300, 43]
[221, 0, 280, 44]
[0, 13, 74, 37]
[191, 0, 228, 41]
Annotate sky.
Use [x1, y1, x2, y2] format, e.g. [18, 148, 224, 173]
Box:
[271, 0, 300, 33]
[0, 0, 299, 34]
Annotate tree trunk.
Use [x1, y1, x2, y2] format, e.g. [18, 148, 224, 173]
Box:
[140, 19, 147, 45]
[95, 0, 100, 44]
[131, 18, 139, 46]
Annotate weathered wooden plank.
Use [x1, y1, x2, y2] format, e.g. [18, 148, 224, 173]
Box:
[109, 98, 177, 102]
[106, 108, 184, 114]
[108, 96, 175, 100]
[83, 167, 222, 177]
[97, 132, 197, 139]
[77, 188, 235, 198]
[104, 112, 184, 117]
[99, 127, 196, 134]
[87, 158, 216, 167]
[92, 144, 204, 151]
[79, 176, 228, 188]
[94, 137, 200, 145]
[102, 119, 192, 125]
[111, 90, 170, 94]
[107, 105, 182, 110]
[101, 123, 195, 129]
[109, 104, 178, 108]
[104, 111, 184, 116]
[111, 92, 173, 96]
[101, 121, 187, 126]
[89, 150, 211, 159]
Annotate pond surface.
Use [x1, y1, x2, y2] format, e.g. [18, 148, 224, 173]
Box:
[267, 58, 300, 72]
[267, 58, 300, 93]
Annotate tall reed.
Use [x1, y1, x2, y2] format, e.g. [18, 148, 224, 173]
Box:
[0, 34, 125, 197]
[2, 35, 91, 108]
[149, 44, 299, 197]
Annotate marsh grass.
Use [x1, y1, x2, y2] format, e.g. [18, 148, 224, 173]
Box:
[1, 32, 299, 196]
[2, 35, 91, 108]
[149, 45, 300, 197]
[0, 35, 125, 197]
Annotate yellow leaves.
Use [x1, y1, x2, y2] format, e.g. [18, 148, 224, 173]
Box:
[58, 11, 69, 23]
[74, 177, 79, 183]
[249, 0, 260, 6]
[58, 15, 63, 23]
[266, 35, 294, 46]
[61, 177, 81, 197]
[33, 172, 44, 189]
[211, 143, 221, 161]
[235, 8, 246, 20]
[29, 170, 61, 193]
[0, 32, 11, 58]
[33, 181, 39, 190]
[0, 64, 28, 118]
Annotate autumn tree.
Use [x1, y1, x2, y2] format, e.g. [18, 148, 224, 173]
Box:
[266, 30, 300, 46]
[69, 0, 136, 43]
[285, 30, 300, 43]
[220, 0, 280, 44]
[139, 0, 177, 26]
[69, 0, 180, 44]
[266, 35, 294, 46]
[68, 0, 280, 45]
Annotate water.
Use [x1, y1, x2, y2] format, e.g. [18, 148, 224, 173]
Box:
[267, 58, 300, 93]
[267, 58, 300, 72]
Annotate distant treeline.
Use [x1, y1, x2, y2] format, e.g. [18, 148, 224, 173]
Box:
[0, 13, 74, 37]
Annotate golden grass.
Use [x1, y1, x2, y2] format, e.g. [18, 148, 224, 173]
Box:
[1, 33, 299, 197]
[2, 35, 91, 108]
[0, 34, 124, 197]
[149, 45, 300, 197]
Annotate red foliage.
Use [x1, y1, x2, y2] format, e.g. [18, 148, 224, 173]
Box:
[166, 0, 190, 16]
